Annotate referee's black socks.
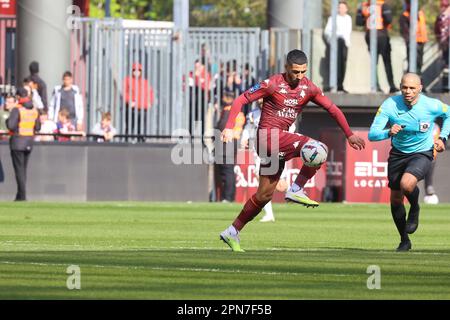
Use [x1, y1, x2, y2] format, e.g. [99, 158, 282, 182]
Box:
[405, 187, 420, 214]
[390, 204, 410, 242]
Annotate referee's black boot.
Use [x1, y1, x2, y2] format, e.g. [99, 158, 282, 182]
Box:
[396, 240, 412, 252]
[405, 207, 420, 234]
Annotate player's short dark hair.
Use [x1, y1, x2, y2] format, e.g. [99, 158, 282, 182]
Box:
[286, 49, 308, 66]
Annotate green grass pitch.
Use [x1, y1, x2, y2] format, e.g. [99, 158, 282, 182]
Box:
[1, 202, 450, 299]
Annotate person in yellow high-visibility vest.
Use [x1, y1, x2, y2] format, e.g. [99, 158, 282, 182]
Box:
[400, 0, 428, 76]
[6, 87, 41, 201]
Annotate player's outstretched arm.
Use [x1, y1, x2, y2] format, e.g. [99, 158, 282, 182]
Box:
[368, 106, 391, 141]
[312, 91, 365, 150]
[347, 134, 365, 151]
[437, 102, 450, 152]
[221, 94, 250, 143]
[221, 81, 273, 143]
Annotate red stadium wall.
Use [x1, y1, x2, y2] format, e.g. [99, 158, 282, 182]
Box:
[0, 0, 15, 16]
[320, 129, 346, 202]
[321, 129, 391, 203]
[233, 150, 327, 204]
[233, 150, 257, 203]
[345, 130, 391, 203]
[233, 130, 391, 205]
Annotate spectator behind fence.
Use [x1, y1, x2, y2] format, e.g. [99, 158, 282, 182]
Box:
[24, 77, 45, 110]
[225, 60, 242, 95]
[189, 59, 212, 134]
[435, 0, 450, 93]
[0, 95, 17, 137]
[215, 60, 244, 116]
[356, 0, 399, 94]
[28, 61, 48, 110]
[55, 108, 85, 142]
[49, 71, 84, 131]
[400, 0, 428, 77]
[214, 90, 245, 203]
[324, 0, 352, 93]
[6, 87, 41, 201]
[35, 109, 57, 142]
[92, 112, 117, 142]
[123, 62, 154, 137]
[241, 63, 257, 116]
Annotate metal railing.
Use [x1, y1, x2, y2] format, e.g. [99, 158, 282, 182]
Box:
[0, 17, 15, 97]
[1, 12, 449, 140]
[70, 21, 263, 139]
[71, 18, 175, 138]
[267, 28, 298, 75]
[180, 27, 261, 136]
[71, 21, 264, 139]
[327, 0, 450, 93]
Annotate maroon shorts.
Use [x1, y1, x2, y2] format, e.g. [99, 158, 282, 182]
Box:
[256, 128, 312, 180]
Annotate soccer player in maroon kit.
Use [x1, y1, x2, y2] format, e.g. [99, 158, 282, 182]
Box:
[219, 50, 366, 252]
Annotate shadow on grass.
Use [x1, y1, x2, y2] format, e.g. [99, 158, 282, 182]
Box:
[3, 245, 450, 255]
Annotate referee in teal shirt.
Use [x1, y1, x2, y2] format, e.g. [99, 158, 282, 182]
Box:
[369, 73, 450, 252]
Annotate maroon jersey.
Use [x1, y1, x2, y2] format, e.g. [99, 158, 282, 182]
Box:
[225, 73, 353, 138]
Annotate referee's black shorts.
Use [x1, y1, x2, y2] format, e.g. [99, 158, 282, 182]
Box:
[387, 147, 434, 190]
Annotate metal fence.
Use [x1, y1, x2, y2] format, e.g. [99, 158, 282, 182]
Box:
[327, 0, 450, 93]
[0, 17, 15, 97]
[67, 18, 450, 136]
[267, 28, 303, 75]
[71, 21, 263, 139]
[71, 19, 175, 138]
[180, 27, 261, 137]
[1, 14, 450, 137]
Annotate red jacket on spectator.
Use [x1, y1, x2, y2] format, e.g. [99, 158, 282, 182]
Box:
[124, 63, 154, 110]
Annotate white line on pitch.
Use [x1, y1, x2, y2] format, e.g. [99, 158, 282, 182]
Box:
[0, 260, 351, 277]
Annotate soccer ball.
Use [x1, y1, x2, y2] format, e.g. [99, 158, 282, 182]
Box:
[300, 140, 328, 167]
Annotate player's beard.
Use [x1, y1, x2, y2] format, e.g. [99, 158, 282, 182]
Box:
[288, 75, 300, 87]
